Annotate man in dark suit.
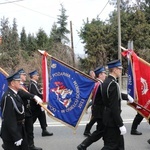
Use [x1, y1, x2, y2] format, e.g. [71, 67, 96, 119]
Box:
[17, 69, 43, 150]
[0, 71, 28, 150]
[130, 113, 143, 135]
[101, 59, 134, 150]
[77, 66, 107, 150]
[28, 70, 53, 137]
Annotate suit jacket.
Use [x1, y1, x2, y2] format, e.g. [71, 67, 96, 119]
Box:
[18, 89, 35, 117]
[1, 88, 25, 142]
[92, 81, 104, 119]
[102, 75, 128, 127]
[28, 80, 42, 112]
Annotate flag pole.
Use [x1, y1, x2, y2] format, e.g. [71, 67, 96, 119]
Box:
[0, 66, 54, 116]
[0, 67, 9, 76]
[121, 46, 150, 66]
[38, 50, 97, 82]
[128, 102, 150, 114]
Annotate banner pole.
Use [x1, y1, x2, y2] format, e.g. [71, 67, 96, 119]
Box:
[131, 102, 150, 113]
[38, 50, 97, 82]
[0, 67, 9, 76]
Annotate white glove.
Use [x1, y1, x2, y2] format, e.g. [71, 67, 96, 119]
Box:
[41, 107, 45, 111]
[34, 95, 43, 104]
[119, 125, 127, 135]
[14, 139, 23, 146]
[128, 95, 134, 103]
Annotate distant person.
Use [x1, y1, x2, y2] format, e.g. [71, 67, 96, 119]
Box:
[130, 113, 143, 135]
[83, 67, 106, 136]
[28, 70, 53, 137]
[78, 66, 107, 149]
[89, 70, 95, 79]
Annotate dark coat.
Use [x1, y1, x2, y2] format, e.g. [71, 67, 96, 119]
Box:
[28, 80, 42, 112]
[92, 81, 104, 119]
[1, 88, 25, 142]
[102, 75, 128, 127]
[18, 89, 35, 117]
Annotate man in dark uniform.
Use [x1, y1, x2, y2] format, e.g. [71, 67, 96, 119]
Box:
[77, 66, 107, 150]
[0, 71, 28, 150]
[28, 70, 53, 137]
[101, 59, 134, 150]
[130, 113, 143, 135]
[17, 69, 43, 150]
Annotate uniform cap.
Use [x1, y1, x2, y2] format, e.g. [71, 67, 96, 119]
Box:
[29, 70, 39, 77]
[107, 59, 123, 69]
[6, 72, 21, 82]
[18, 68, 26, 75]
[94, 66, 105, 75]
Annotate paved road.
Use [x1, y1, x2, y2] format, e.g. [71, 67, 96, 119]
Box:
[0, 101, 150, 150]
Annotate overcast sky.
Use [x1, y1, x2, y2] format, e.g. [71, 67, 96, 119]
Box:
[0, 0, 115, 55]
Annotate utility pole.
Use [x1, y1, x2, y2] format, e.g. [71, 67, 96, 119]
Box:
[70, 21, 75, 67]
[117, 0, 122, 88]
[110, 0, 122, 87]
[0, 36, 2, 45]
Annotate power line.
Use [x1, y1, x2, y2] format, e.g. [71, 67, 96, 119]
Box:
[97, 0, 110, 18]
[72, 1, 111, 52]
[0, 0, 56, 19]
[0, 0, 24, 5]
[12, 2, 56, 19]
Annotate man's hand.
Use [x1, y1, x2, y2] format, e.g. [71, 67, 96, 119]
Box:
[34, 95, 43, 104]
[128, 94, 134, 103]
[119, 125, 127, 135]
[14, 139, 23, 146]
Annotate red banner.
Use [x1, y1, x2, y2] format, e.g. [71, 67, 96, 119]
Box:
[132, 52, 150, 118]
[41, 51, 49, 103]
[122, 50, 150, 119]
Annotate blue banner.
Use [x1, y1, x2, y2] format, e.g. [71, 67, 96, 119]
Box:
[0, 72, 8, 100]
[0, 72, 8, 117]
[127, 58, 134, 98]
[48, 59, 95, 128]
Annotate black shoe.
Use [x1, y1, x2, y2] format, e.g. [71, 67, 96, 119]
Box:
[147, 139, 150, 144]
[83, 131, 91, 137]
[131, 130, 142, 135]
[29, 145, 43, 150]
[77, 144, 86, 150]
[42, 130, 53, 136]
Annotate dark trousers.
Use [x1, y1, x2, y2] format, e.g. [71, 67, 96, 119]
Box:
[85, 116, 97, 131]
[131, 113, 143, 130]
[3, 140, 22, 150]
[25, 116, 34, 146]
[32, 109, 47, 130]
[2, 125, 29, 150]
[3, 139, 29, 150]
[90, 119, 104, 142]
[101, 127, 124, 150]
[82, 119, 104, 147]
